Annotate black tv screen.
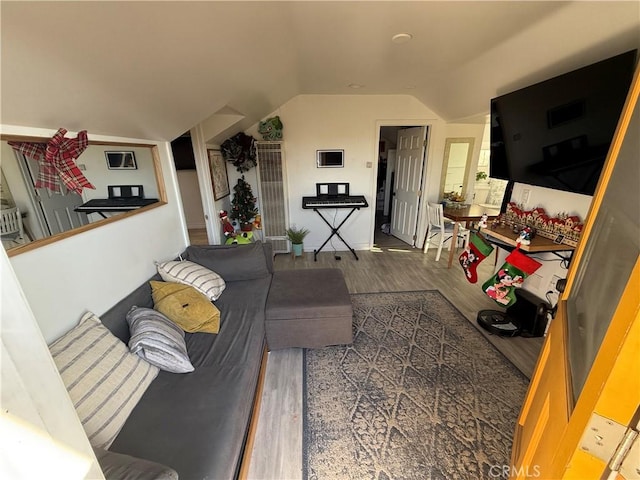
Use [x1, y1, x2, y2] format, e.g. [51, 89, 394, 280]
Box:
[490, 50, 636, 195]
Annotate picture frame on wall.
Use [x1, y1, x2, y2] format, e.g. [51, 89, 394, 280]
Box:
[208, 149, 230, 200]
[105, 151, 137, 170]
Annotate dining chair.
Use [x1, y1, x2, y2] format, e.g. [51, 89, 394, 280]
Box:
[423, 202, 469, 261]
[1, 207, 26, 248]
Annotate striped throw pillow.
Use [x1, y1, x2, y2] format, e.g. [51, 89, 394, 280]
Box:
[126, 306, 194, 373]
[156, 260, 226, 301]
[49, 312, 159, 449]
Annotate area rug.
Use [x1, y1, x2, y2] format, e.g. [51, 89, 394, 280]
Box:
[303, 290, 529, 480]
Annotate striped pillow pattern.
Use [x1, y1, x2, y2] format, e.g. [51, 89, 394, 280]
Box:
[156, 260, 226, 301]
[49, 312, 159, 449]
[126, 306, 194, 373]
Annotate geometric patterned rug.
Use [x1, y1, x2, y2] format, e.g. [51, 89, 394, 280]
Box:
[303, 291, 529, 480]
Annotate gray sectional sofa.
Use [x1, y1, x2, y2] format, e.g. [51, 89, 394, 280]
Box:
[99, 242, 273, 479]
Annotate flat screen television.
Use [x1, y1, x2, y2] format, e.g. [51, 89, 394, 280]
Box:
[490, 50, 637, 196]
[317, 149, 344, 168]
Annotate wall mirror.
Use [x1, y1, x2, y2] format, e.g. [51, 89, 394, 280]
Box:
[440, 137, 474, 200]
[0, 135, 166, 257]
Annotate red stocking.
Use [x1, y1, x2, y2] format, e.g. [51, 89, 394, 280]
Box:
[482, 248, 542, 307]
[459, 233, 494, 283]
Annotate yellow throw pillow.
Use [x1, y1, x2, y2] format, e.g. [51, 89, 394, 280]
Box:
[150, 281, 220, 334]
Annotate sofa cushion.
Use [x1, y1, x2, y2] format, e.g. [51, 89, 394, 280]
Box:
[156, 260, 226, 301]
[126, 306, 194, 374]
[93, 448, 178, 480]
[99, 276, 160, 344]
[150, 281, 220, 334]
[49, 312, 159, 449]
[185, 242, 270, 281]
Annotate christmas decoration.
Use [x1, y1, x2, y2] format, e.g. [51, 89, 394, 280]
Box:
[503, 202, 583, 246]
[221, 132, 257, 173]
[481, 248, 542, 307]
[459, 233, 494, 284]
[219, 210, 236, 240]
[517, 226, 533, 246]
[230, 176, 258, 230]
[478, 213, 488, 229]
[8, 127, 94, 194]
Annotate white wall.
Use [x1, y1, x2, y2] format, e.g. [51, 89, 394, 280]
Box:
[81, 145, 158, 199]
[247, 95, 445, 251]
[2, 124, 189, 344]
[1, 248, 103, 480]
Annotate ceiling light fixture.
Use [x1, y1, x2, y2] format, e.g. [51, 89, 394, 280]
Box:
[391, 33, 413, 44]
[348, 83, 364, 89]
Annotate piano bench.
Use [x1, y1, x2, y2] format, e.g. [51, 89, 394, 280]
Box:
[265, 268, 353, 350]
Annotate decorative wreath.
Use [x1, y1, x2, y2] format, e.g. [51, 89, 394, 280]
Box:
[220, 132, 257, 173]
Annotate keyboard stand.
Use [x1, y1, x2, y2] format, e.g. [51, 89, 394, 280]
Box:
[312, 207, 361, 261]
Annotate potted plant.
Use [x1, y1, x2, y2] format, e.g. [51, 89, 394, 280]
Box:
[475, 171, 488, 183]
[285, 225, 310, 257]
[230, 176, 258, 231]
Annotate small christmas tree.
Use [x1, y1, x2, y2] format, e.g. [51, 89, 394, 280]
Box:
[230, 176, 258, 228]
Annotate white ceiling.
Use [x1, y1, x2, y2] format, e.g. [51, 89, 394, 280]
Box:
[2, 1, 639, 143]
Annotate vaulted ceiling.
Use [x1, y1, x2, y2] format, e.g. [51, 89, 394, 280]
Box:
[2, 1, 638, 143]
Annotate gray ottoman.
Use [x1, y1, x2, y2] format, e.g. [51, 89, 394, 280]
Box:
[265, 268, 353, 350]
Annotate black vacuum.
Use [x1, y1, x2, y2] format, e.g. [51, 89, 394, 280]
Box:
[477, 289, 552, 337]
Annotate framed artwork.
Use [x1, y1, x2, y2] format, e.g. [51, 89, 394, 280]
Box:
[208, 149, 230, 200]
[105, 151, 137, 170]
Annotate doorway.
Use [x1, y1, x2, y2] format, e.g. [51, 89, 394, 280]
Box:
[375, 125, 428, 248]
[171, 132, 207, 242]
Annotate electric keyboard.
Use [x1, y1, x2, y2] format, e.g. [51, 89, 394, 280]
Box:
[302, 195, 368, 209]
[75, 198, 158, 211]
[75, 198, 158, 218]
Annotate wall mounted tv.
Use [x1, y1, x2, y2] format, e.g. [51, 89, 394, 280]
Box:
[490, 49, 637, 196]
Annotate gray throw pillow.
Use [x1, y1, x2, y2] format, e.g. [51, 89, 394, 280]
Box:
[94, 447, 178, 480]
[126, 306, 195, 373]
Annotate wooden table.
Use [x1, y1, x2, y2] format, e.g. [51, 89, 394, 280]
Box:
[442, 204, 501, 268]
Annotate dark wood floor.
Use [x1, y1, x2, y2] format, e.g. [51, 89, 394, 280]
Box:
[188, 225, 542, 479]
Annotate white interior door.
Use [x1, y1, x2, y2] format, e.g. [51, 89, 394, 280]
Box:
[19, 154, 89, 236]
[390, 126, 426, 245]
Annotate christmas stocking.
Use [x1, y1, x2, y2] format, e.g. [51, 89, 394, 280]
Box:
[459, 233, 494, 283]
[481, 248, 542, 307]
